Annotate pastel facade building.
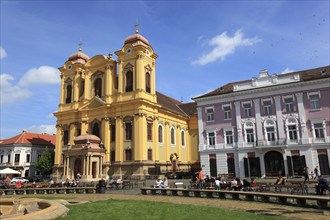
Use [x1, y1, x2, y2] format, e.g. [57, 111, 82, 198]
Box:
[0, 130, 56, 178]
[193, 66, 330, 178]
[52, 27, 199, 181]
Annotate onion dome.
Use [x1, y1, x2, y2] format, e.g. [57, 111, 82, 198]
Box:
[124, 23, 149, 46]
[67, 44, 89, 65]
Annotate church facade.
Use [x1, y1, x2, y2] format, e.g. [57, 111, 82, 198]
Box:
[52, 27, 199, 181]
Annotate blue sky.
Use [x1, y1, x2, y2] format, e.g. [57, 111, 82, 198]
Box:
[1, 0, 329, 139]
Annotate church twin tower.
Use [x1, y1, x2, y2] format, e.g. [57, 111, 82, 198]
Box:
[53, 27, 199, 180]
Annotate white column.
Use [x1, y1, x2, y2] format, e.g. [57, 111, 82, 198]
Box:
[197, 107, 205, 151]
[259, 155, 266, 178]
[234, 102, 243, 147]
[274, 96, 285, 144]
[295, 93, 309, 144]
[253, 99, 263, 146]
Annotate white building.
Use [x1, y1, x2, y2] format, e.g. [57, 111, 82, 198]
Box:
[0, 130, 56, 178]
[193, 66, 330, 178]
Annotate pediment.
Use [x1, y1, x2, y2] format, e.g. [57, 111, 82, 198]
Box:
[80, 96, 106, 110]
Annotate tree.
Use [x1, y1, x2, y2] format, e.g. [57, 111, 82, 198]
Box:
[36, 147, 54, 177]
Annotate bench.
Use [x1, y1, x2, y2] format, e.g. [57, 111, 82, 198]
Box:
[0, 187, 96, 195]
[140, 187, 330, 210]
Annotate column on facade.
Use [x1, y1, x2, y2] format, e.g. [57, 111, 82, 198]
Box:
[274, 96, 285, 143]
[117, 60, 123, 94]
[259, 154, 266, 178]
[69, 123, 76, 146]
[55, 125, 63, 165]
[197, 107, 204, 151]
[73, 71, 80, 102]
[234, 102, 243, 146]
[164, 122, 170, 162]
[99, 156, 102, 177]
[66, 157, 70, 177]
[89, 155, 92, 176]
[134, 114, 145, 161]
[83, 155, 87, 176]
[295, 93, 309, 144]
[153, 117, 159, 161]
[135, 54, 143, 91]
[176, 125, 182, 162]
[115, 117, 123, 162]
[104, 65, 114, 102]
[59, 74, 65, 105]
[253, 99, 263, 145]
[84, 72, 91, 100]
[102, 118, 111, 162]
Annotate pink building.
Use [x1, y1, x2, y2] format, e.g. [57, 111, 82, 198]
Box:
[193, 66, 330, 178]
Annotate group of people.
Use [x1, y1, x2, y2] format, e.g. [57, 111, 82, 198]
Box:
[192, 169, 257, 191]
[304, 166, 321, 183]
[154, 177, 168, 188]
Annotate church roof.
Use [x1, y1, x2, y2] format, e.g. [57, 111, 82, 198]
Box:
[156, 92, 197, 117]
[0, 130, 56, 146]
[194, 65, 330, 99]
[124, 24, 149, 46]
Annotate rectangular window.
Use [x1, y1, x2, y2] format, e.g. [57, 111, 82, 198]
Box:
[224, 106, 231, 119]
[243, 103, 252, 117]
[111, 124, 116, 142]
[77, 128, 81, 136]
[225, 130, 233, 144]
[125, 149, 132, 161]
[288, 125, 297, 140]
[26, 154, 30, 163]
[111, 150, 115, 162]
[147, 123, 153, 141]
[63, 130, 69, 145]
[263, 100, 272, 115]
[266, 127, 275, 141]
[147, 149, 152, 160]
[208, 132, 216, 146]
[310, 94, 320, 110]
[158, 125, 163, 143]
[8, 155, 11, 163]
[284, 97, 294, 112]
[246, 129, 254, 143]
[14, 154, 20, 163]
[125, 122, 132, 140]
[206, 108, 214, 121]
[314, 123, 325, 138]
[0, 155, 3, 163]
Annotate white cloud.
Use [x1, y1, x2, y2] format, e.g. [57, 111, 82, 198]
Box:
[18, 66, 60, 87]
[192, 30, 261, 65]
[280, 67, 294, 74]
[0, 74, 32, 104]
[47, 113, 55, 119]
[27, 125, 56, 135]
[0, 46, 7, 59]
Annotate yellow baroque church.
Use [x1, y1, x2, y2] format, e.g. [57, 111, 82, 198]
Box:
[53, 26, 199, 180]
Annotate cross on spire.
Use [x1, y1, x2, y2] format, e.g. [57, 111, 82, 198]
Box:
[135, 22, 139, 34]
[78, 40, 83, 51]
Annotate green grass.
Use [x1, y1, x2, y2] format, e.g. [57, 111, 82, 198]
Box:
[59, 199, 284, 220]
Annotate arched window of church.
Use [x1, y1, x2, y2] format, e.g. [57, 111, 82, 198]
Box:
[158, 125, 163, 143]
[92, 123, 100, 137]
[146, 72, 151, 93]
[94, 78, 102, 97]
[181, 130, 185, 146]
[66, 85, 72, 103]
[125, 71, 133, 92]
[170, 127, 175, 145]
